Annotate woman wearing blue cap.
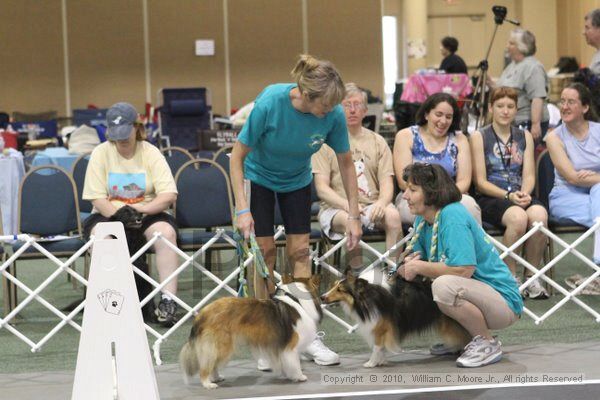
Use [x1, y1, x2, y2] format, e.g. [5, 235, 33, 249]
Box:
[230, 54, 362, 367]
[82, 102, 180, 327]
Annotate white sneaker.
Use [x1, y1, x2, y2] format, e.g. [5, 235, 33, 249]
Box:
[456, 335, 502, 368]
[523, 278, 549, 300]
[302, 331, 340, 366]
[257, 357, 271, 371]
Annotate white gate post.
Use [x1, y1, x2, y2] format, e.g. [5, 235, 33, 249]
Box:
[72, 222, 159, 400]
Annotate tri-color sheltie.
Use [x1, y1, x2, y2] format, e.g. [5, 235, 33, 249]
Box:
[179, 275, 322, 389]
[322, 271, 469, 367]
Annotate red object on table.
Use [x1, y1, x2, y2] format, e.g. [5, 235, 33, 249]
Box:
[1, 129, 18, 149]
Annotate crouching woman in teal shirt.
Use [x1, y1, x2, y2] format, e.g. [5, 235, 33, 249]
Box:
[397, 163, 522, 368]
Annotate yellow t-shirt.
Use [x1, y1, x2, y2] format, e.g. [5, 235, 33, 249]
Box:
[82, 141, 177, 211]
[311, 127, 393, 211]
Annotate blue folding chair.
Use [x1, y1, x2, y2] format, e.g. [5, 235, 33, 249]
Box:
[5, 165, 86, 315]
[157, 88, 213, 150]
[196, 150, 214, 160]
[212, 145, 233, 177]
[160, 146, 195, 177]
[174, 158, 235, 254]
[71, 153, 92, 220]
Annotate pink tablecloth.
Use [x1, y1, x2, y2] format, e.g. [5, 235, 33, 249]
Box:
[400, 73, 472, 103]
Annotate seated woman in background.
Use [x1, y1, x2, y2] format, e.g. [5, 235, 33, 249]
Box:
[546, 83, 600, 264]
[398, 163, 523, 368]
[393, 93, 481, 224]
[470, 87, 548, 299]
[83, 102, 180, 327]
[439, 36, 468, 74]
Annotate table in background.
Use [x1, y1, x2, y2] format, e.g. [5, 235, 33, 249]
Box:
[400, 73, 472, 103]
[0, 154, 26, 235]
[31, 147, 79, 171]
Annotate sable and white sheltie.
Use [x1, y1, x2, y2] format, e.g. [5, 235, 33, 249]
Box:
[322, 271, 470, 368]
[179, 276, 323, 389]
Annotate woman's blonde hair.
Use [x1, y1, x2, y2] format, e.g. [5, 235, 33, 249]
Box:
[134, 123, 147, 141]
[291, 54, 345, 108]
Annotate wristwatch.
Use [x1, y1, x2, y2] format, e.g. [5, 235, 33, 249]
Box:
[504, 190, 513, 201]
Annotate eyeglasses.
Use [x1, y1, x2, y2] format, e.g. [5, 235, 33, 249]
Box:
[559, 99, 580, 107]
[342, 101, 365, 110]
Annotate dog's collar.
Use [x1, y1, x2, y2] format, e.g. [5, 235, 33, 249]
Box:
[272, 286, 301, 304]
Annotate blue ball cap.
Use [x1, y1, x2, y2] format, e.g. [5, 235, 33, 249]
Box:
[106, 102, 138, 140]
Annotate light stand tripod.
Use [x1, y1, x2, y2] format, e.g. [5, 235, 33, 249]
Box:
[469, 6, 520, 129]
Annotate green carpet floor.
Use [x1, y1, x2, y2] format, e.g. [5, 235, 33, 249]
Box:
[1, 232, 600, 374]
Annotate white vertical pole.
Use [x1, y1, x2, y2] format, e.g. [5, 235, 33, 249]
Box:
[142, 0, 152, 105]
[61, 0, 71, 116]
[302, 0, 309, 53]
[223, 0, 232, 114]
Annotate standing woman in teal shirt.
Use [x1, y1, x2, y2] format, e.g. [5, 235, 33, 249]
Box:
[398, 163, 522, 368]
[230, 55, 362, 365]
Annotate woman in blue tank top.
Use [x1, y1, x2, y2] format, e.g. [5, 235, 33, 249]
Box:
[393, 93, 481, 224]
[470, 87, 549, 299]
[546, 83, 600, 266]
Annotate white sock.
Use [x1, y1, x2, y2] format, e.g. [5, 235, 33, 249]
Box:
[161, 293, 172, 301]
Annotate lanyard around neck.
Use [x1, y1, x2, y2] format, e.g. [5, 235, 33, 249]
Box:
[491, 125, 513, 177]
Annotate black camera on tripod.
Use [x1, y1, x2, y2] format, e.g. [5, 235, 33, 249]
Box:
[492, 5, 508, 24]
[492, 5, 519, 26]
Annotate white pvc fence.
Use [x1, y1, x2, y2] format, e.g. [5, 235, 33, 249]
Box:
[1, 220, 600, 364]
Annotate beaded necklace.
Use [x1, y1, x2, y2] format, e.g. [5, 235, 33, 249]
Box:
[406, 209, 441, 262]
[388, 209, 441, 277]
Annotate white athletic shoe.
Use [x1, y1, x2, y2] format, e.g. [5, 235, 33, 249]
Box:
[301, 331, 340, 366]
[456, 335, 502, 368]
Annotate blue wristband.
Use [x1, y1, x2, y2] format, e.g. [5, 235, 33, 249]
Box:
[236, 208, 250, 216]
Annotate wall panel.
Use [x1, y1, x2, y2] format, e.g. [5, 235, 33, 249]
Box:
[228, 0, 303, 110]
[0, 0, 65, 114]
[520, 0, 557, 70]
[148, 0, 226, 114]
[67, 0, 146, 111]
[307, 0, 384, 98]
[1, 1, 581, 116]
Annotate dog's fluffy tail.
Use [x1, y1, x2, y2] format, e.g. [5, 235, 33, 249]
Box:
[179, 340, 199, 383]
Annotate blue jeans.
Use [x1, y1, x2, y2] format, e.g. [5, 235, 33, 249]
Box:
[549, 184, 600, 263]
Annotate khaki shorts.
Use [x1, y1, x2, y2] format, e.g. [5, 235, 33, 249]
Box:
[319, 204, 377, 240]
[432, 275, 519, 330]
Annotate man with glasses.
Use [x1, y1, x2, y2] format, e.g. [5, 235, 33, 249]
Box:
[584, 9, 600, 75]
[312, 83, 403, 270]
